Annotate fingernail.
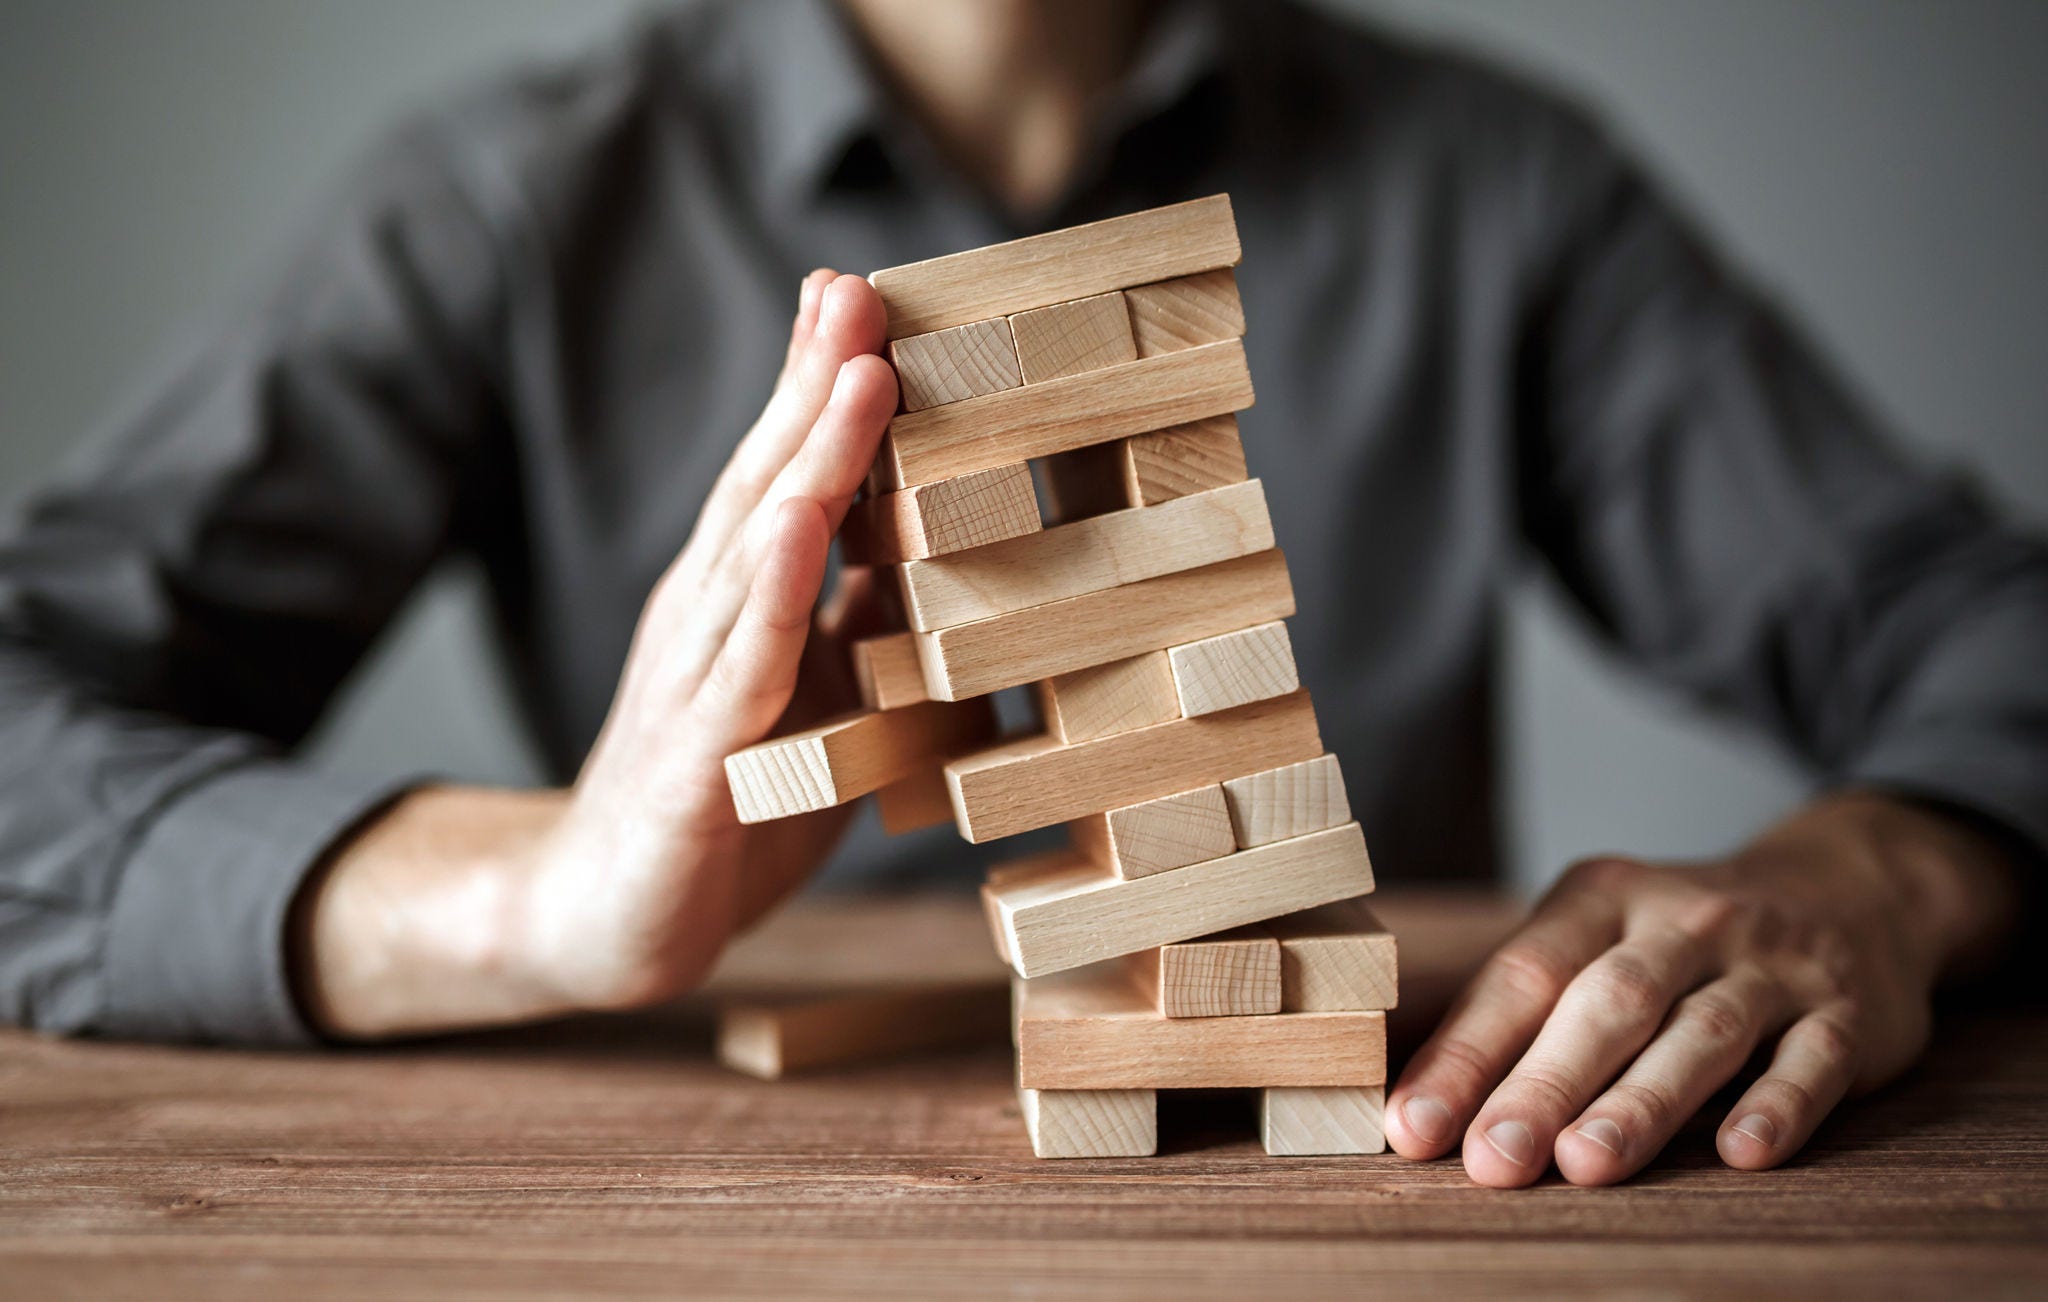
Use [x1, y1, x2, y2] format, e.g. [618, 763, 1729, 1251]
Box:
[1401, 1096, 1453, 1145]
[1483, 1119, 1536, 1167]
[1575, 1116, 1625, 1158]
[1729, 1112, 1777, 1150]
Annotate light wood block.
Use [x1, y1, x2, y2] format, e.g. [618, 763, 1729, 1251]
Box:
[1221, 753, 1352, 848]
[1168, 620, 1299, 717]
[1071, 784, 1234, 879]
[896, 478, 1273, 633]
[1013, 960, 1386, 1089]
[870, 193, 1240, 340]
[841, 462, 1040, 566]
[1018, 1085, 1158, 1158]
[888, 317, 1023, 413]
[1038, 441, 1137, 524]
[1036, 651, 1181, 744]
[716, 982, 1008, 1079]
[1260, 1086, 1387, 1155]
[947, 688, 1321, 844]
[851, 632, 929, 711]
[981, 821, 1374, 977]
[1267, 898, 1399, 1012]
[1009, 291, 1137, 385]
[877, 339, 1253, 490]
[725, 700, 992, 824]
[1121, 415, 1249, 505]
[1126, 931, 1282, 1017]
[917, 548, 1295, 702]
[1125, 268, 1246, 357]
[874, 765, 954, 835]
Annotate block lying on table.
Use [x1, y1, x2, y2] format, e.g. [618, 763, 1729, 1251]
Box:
[725, 698, 993, 823]
[717, 982, 1009, 1080]
[1036, 651, 1182, 744]
[1018, 1084, 1158, 1158]
[1070, 784, 1235, 879]
[1221, 753, 1352, 848]
[840, 461, 1040, 566]
[1267, 897, 1399, 1012]
[1125, 930, 1282, 1018]
[1168, 619, 1299, 717]
[1260, 1086, 1387, 1155]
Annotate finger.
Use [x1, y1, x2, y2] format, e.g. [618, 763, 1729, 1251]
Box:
[1554, 968, 1789, 1185]
[1716, 1003, 1859, 1171]
[778, 268, 836, 386]
[1385, 889, 1622, 1161]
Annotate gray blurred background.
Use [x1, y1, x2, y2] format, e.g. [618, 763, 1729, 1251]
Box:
[3, 1, 2043, 893]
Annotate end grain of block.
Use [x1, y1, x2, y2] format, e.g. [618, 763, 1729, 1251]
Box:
[1221, 753, 1351, 848]
[1125, 268, 1246, 357]
[1036, 651, 1181, 744]
[1019, 1085, 1158, 1158]
[1129, 932, 1282, 1017]
[1121, 415, 1248, 505]
[1009, 291, 1138, 385]
[1168, 619, 1299, 717]
[1260, 1086, 1387, 1155]
[889, 317, 1023, 412]
[1070, 784, 1235, 879]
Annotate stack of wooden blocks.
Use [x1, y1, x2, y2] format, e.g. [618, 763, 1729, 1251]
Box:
[725, 195, 1396, 1158]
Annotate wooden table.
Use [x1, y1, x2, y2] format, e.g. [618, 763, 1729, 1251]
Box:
[2, 891, 2043, 1298]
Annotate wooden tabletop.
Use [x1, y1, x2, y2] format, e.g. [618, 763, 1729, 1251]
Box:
[3, 891, 2044, 1299]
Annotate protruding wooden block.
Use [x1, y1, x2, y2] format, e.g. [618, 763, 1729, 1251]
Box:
[947, 688, 1321, 844]
[918, 549, 1295, 702]
[981, 821, 1374, 977]
[1019, 1085, 1158, 1158]
[1126, 931, 1282, 1017]
[1071, 784, 1234, 879]
[1009, 291, 1137, 384]
[1221, 754, 1352, 848]
[1268, 898, 1399, 1012]
[717, 983, 1008, 1079]
[871, 193, 1240, 340]
[874, 765, 954, 835]
[1125, 268, 1246, 357]
[897, 479, 1273, 633]
[725, 700, 992, 824]
[878, 339, 1254, 490]
[1260, 1086, 1387, 1155]
[1121, 415, 1248, 505]
[888, 317, 1022, 412]
[841, 462, 1040, 565]
[1036, 652, 1181, 744]
[1168, 620, 1299, 717]
[851, 632, 929, 711]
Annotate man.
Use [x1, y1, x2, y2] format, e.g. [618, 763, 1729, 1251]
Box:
[0, 0, 2040, 1191]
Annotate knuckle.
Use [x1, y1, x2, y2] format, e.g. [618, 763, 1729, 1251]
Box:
[1489, 943, 1579, 1007]
[1603, 1079, 1676, 1131]
[1507, 1064, 1583, 1117]
[1678, 989, 1754, 1050]
[1560, 856, 1642, 895]
[1576, 951, 1667, 1023]
[1419, 1035, 1500, 1094]
[1795, 1010, 1861, 1066]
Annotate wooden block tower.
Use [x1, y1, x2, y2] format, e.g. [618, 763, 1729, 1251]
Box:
[725, 196, 1397, 1157]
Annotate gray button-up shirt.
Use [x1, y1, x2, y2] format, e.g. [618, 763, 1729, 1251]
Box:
[3, 0, 2045, 1045]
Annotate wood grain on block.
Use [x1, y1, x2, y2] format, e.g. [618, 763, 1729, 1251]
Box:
[1013, 962, 1386, 1089]
[851, 632, 929, 711]
[1009, 291, 1137, 384]
[1221, 753, 1352, 848]
[1018, 1085, 1158, 1159]
[1127, 932, 1282, 1017]
[870, 193, 1240, 340]
[1122, 414, 1249, 505]
[1125, 268, 1246, 357]
[1036, 651, 1181, 744]
[879, 339, 1253, 490]
[887, 317, 1022, 412]
[980, 822, 1374, 976]
[1168, 620, 1300, 717]
[841, 462, 1039, 565]
[1267, 897, 1399, 1012]
[725, 699, 992, 823]
[1038, 440, 1137, 524]
[716, 982, 1008, 1080]
[1071, 784, 1234, 879]
[896, 478, 1273, 633]
[1260, 1086, 1387, 1155]
[874, 765, 954, 835]
[947, 688, 1321, 843]
[917, 548, 1295, 701]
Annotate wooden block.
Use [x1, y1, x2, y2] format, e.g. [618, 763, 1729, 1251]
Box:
[1008, 291, 1137, 384]
[878, 339, 1253, 490]
[1013, 961, 1386, 1089]
[1221, 753, 1352, 848]
[716, 982, 1008, 1079]
[1260, 1086, 1387, 1156]
[1267, 898, 1399, 1012]
[1168, 620, 1299, 717]
[841, 462, 1040, 566]
[870, 193, 1240, 340]
[888, 317, 1022, 412]
[1071, 784, 1234, 879]
[1036, 651, 1180, 744]
[725, 700, 992, 824]
[947, 688, 1321, 844]
[851, 632, 929, 711]
[981, 821, 1374, 976]
[874, 765, 953, 835]
[1018, 1085, 1157, 1158]
[1124, 268, 1246, 357]
[1126, 931, 1282, 1017]
[918, 548, 1295, 702]
[1038, 440, 1136, 524]
[897, 478, 1273, 633]
[1121, 415, 1249, 505]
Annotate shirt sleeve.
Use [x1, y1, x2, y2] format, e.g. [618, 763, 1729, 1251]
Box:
[1511, 109, 2048, 865]
[0, 118, 511, 1043]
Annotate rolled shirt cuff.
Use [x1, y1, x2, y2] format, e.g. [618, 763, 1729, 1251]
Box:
[100, 761, 422, 1045]
[1838, 728, 2048, 874]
